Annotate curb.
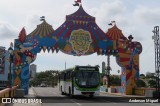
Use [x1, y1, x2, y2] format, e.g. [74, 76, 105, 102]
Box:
[31, 87, 43, 106]
[100, 91, 145, 97]
[31, 87, 38, 97]
[101, 91, 123, 96]
[0, 103, 5, 106]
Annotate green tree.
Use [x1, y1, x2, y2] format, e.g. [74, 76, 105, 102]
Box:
[110, 75, 121, 86]
[148, 80, 156, 88]
[146, 72, 155, 79]
[136, 79, 146, 87]
[140, 74, 145, 77]
[29, 70, 59, 87]
[140, 74, 145, 79]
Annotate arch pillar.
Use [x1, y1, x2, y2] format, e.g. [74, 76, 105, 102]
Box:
[116, 40, 142, 95]
[13, 38, 37, 95]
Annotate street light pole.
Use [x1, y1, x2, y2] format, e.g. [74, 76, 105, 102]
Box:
[8, 44, 13, 97]
[106, 55, 111, 87]
[52, 72, 56, 87]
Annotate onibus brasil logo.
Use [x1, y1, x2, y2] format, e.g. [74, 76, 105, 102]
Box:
[69, 29, 92, 55]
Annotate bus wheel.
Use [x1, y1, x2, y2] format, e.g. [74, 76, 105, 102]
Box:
[61, 86, 64, 95]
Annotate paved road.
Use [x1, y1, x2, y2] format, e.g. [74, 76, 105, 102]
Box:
[31, 87, 160, 106]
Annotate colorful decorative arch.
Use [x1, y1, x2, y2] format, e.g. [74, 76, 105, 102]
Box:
[13, 5, 142, 95]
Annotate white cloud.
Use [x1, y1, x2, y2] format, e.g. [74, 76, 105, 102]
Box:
[0, 22, 17, 39]
[133, 5, 160, 25]
[86, 0, 144, 42]
[0, 21, 18, 47]
[25, 14, 42, 33]
[89, 0, 127, 31]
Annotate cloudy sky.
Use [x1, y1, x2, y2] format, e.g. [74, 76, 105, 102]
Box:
[0, 0, 159, 74]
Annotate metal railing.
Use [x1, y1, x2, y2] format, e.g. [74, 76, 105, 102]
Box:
[0, 85, 18, 98]
[134, 88, 145, 96]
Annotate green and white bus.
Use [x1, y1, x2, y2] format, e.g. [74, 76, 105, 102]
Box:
[59, 65, 100, 97]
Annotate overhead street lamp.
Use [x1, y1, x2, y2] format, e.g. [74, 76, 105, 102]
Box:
[8, 44, 14, 97]
[52, 72, 57, 87]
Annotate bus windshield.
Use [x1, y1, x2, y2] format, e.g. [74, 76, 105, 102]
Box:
[75, 71, 100, 88]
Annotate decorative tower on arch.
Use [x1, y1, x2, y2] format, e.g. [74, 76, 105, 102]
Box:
[13, 20, 55, 95]
[106, 23, 142, 94]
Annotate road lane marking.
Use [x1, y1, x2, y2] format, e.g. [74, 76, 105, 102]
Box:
[58, 95, 64, 97]
[52, 92, 57, 94]
[113, 103, 117, 104]
[145, 103, 160, 106]
[102, 99, 110, 102]
[70, 100, 82, 106]
[101, 99, 117, 104]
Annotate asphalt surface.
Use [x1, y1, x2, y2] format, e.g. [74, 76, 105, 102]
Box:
[30, 87, 160, 106]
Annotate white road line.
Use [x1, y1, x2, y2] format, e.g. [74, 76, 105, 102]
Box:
[70, 100, 82, 106]
[52, 92, 58, 94]
[113, 102, 117, 104]
[58, 95, 64, 97]
[145, 103, 160, 106]
[101, 99, 110, 102]
[102, 99, 117, 104]
[57, 92, 65, 97]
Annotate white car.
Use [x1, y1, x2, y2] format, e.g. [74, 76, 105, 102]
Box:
[40, 83, 46, 87]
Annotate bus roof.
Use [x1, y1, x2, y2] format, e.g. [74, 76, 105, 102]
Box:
[61, 65, 99, 73]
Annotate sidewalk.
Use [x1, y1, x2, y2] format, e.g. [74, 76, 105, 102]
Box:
[5, 87, 42, 106]
[100, 91, 145, 97]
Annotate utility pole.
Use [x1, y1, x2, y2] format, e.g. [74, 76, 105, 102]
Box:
[152, 26, 160, 97]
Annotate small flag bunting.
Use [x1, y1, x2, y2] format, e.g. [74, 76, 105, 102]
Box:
[75, 0, 81, 3]
[73, 0, 81, 6]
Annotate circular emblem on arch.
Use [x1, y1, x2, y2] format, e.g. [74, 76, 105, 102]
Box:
[69, 29, 92, 55]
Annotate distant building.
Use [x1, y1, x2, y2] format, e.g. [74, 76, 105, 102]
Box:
[102, 61, 106, 73]
[0, 46, 9, 88]
[29, 64, 37, 79]
[146, 72, 155, 77]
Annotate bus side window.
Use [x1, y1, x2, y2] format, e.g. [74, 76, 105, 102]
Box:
[58, 75, 60, 82]
[0, 58, 2, 65]
[71, 72, 74, 79]
[67, 71, 71, 80]
[68, 72, 70, 79]
[69, 71, 72, 79]
[70, 71, 73, 79]
[64, 73, 66, 81]
[60, 73, 63, 81]
[66, 72, 68, 79]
